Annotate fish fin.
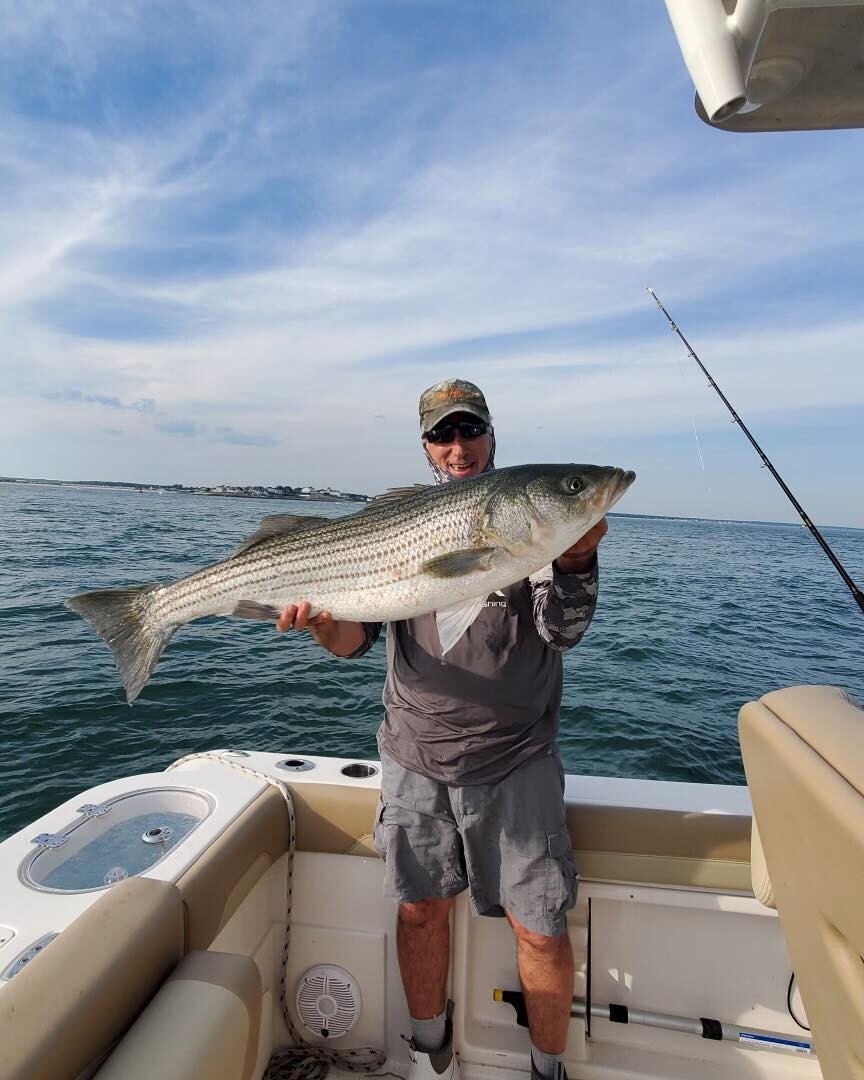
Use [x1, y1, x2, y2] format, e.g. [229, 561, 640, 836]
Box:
[232, 600, 282, 621]
[231, 514, 330, 556]
[435, 596, 488, 654]
[65, 585, 175, 704]
[363, 484, 434, 508]
[421, 548, 496, 578]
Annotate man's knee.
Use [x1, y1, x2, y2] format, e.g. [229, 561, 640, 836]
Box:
[507, 912, 569, 954]
[398, 897, 454, 929]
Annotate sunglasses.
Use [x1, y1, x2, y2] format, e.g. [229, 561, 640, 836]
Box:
[424, 419, 489, 444]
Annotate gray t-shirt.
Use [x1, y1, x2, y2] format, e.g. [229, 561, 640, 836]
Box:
[350, 562, 599, 785]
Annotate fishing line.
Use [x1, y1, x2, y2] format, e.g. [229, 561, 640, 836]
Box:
[649, 287, 864, 618]
[690, 420, 706, 474]
[669, 344, 784, 692]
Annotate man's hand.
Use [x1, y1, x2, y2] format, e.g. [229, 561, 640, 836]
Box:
[276, 600, 332, 639]
[554, 517, 608, 574]
[276, 601, 365, 657]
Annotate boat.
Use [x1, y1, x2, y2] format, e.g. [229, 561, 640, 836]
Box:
[663, 0, 864, 131]
[0, 683, 860, 1078]
[2, 2, 862, 1077]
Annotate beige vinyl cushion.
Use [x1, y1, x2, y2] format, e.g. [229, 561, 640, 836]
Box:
[178, 784, 291, 950]
[96, 950, 262, 1080]
[739, 684, 864, 1078]
[291, 780, 751, 891]
[292, 781, 381, 856]
[565, 802, 751, 891]
[749, 817, 776, 909]
[0, 877, 184, 1080]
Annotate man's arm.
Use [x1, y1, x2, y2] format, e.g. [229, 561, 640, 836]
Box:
[528, 518, 606, 651]
[276, 602, 382, 658]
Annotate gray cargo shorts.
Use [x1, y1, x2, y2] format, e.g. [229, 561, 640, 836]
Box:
[373, 750, 578, 937]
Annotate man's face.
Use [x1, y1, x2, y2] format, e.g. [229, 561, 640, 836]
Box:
[423, 411, 492, 479]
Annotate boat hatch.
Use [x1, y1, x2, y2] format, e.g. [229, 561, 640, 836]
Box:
[19, 787, 213, 893]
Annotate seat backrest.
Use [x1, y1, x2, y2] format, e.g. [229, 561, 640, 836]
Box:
[739, 684, 864, 1079]
[95, 949, 262, 1080]
[0, 877, 184, 1080]
[177, 783, 291, 950]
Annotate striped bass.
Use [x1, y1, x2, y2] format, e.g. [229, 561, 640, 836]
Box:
[66, 463, 635, 702]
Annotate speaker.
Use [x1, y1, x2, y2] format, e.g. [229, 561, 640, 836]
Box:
[295, 964, 363, 1039]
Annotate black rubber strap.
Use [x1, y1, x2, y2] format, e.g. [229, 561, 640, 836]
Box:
[701, 1018, 723, 1041]
[608, 1003, 629, 1024]
[586, 898, 592, 1039]
[503, 990, 529, 1029]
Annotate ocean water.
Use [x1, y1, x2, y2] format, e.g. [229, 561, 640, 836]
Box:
[1, 481, 862, 843]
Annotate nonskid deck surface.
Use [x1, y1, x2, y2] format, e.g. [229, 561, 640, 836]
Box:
[326, 1068, 529, 1079]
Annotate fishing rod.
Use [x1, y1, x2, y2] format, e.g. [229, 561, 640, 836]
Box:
[647, 287, 864, 617]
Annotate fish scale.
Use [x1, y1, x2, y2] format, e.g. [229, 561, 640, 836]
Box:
[66, 463, 635, 702]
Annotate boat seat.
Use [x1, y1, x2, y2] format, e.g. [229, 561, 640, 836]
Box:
[290, 780, 752, 891]
[739, 683, 864, 1079]
[564, 801, 750, 890]
[749, 816, 775, 908]
[177, 783, 292, 950]
[0, 877, 185, 1080]
[95, 949, 262, 1080]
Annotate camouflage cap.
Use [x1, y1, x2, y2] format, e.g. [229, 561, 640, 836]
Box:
[419, 378, 491, 434]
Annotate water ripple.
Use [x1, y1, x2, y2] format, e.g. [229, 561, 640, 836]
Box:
[1, 483, 862, 840]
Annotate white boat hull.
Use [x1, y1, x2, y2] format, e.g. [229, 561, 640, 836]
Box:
[0, 747, 819, 1079]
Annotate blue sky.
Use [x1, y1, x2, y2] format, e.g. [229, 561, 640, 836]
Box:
[1, 1, 862, 526]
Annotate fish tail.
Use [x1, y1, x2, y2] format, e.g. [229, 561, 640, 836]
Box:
[65, 585, 177, 704]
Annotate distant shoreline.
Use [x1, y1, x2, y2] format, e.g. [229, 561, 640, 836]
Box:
[0, 477, 369, 504]
[1, 477, 860, 531]
[610, 510, 859, 531]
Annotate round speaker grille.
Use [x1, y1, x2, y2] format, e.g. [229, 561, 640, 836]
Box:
[295, 964, 362, 1039]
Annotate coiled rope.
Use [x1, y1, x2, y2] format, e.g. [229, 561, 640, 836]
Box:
[167, 751, 395, 1079]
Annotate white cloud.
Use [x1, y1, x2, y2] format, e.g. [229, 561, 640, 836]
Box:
[0, 2, 861, 524]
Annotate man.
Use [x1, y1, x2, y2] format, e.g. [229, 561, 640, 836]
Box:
[278, 379, 606, 1080]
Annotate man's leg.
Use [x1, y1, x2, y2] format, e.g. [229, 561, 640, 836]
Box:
[397, 897, 454, 1022]
[508, 913, 574, 1072]
[373, 753, 464, 1072]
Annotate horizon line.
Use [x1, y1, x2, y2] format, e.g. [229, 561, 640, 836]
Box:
[3, 475, 862, 533]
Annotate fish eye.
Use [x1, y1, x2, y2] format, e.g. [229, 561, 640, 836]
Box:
[565, 476, 584, 494]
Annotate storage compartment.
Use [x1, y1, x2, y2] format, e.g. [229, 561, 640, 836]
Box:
[21, 788, 213, 893]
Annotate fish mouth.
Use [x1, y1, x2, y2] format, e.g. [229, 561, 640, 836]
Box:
[598, 468, 636, 512]
[615, 469, 636, 498]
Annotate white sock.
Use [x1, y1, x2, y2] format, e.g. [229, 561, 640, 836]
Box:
[411, 1008, 447, 1053]
[531, 1041, 565, 1079]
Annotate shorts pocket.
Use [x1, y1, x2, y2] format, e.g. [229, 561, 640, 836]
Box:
[372, 799, 387, 859]
[374, 801, 466, 901]
[544, 831, 578, 917]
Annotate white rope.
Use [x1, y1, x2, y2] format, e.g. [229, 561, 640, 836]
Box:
[167, 752, 388, 1079]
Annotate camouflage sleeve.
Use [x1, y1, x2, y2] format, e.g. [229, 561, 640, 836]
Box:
[528, 558, 599, 651]
[342, 621, 383, 659]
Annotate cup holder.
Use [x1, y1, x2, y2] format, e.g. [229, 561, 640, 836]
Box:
[276, 758, 315, 772]
[340, 763, 378, 779]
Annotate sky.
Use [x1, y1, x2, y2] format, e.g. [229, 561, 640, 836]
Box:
[1, 1, 862, 526]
